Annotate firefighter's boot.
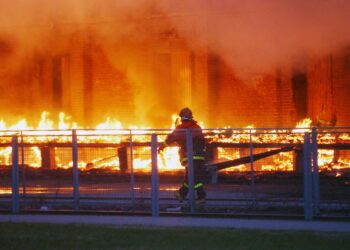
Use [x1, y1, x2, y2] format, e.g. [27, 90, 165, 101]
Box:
[195, 183, 206, 205]
[174, 191, 184, 202]
[174, 184, 188, 202]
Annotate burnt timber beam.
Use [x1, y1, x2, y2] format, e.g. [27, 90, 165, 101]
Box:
[206, 146, 295, 172]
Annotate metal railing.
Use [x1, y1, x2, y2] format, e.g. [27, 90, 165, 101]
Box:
[0, 127, 349, 220]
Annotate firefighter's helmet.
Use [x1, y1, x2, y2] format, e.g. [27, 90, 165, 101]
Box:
[179, 107, 193, 120]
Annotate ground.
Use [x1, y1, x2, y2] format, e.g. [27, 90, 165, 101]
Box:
[1, 222, 350, 250]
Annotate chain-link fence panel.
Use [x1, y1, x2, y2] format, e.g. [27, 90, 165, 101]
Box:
[76, 131, 131, 211]
[200, 128, 305, 216]
[316, 128, 350, 217]
[18, 131, 74, 211]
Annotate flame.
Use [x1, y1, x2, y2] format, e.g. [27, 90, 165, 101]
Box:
[0, 111, 183, 172]
[96, 117, 123, 130]
[292, 118, 312, 133]
[171, 114, 179, 130]
[215, 118, 350, 173]
[296, 118, 313, 128]
[0, 113, 349, 175]
[38, 111, 54, 130]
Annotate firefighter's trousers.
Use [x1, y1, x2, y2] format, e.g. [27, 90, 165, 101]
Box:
[178, 159, 206, 200]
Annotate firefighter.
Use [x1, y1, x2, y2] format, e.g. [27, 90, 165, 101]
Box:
[158, 107, 207, 204]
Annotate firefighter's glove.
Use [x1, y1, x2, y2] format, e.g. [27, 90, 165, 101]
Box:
[158, 143, 166, 153]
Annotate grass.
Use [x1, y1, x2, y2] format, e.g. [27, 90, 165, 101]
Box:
[0, 222, 350, 250]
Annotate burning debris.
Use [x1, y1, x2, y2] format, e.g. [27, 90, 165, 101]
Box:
[0, 112, 349, 176]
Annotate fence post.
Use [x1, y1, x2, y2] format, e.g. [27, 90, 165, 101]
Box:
[249, 130, 256, 204]
[12, 135, 19, 214]
[151, 133, 159, 217]
[311, 128, 320, 214]
[72, 129, 80, 211]
[129, 130, 135, 208]
[12, 135, 20, 214]
[303, 132, 313, 221]
[20, 131, 26, 209]
[186, 129, 196, 213]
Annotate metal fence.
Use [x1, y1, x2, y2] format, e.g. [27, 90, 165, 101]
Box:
[0, 127, 349, 220]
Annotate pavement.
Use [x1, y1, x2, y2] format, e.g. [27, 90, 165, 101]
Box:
[1, 214, 350, 232]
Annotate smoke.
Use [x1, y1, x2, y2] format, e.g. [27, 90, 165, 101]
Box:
[0, 0, 156, 123]
[0, 1, 143, 64]
[157, 0, 350, 72]
[157, 0, 350, 73]
[1, 0, 350, 72]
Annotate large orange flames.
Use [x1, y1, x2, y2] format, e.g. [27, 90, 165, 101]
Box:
[0, 111, 182, 172]
[0, 112, 349, 175]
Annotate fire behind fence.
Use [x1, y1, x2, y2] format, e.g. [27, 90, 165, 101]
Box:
[0, 127, 349, 220]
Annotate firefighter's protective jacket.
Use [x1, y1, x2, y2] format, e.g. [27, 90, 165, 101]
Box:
[164, 120, 206, 165]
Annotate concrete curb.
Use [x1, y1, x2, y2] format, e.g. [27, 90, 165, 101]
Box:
[1, 214, 350, 232]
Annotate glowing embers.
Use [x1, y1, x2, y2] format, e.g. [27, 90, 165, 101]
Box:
[213, 120, 350, 173]
[217, 147, 294, 172]
[318, 149, 350, 176]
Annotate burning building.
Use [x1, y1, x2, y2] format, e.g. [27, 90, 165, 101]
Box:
[0, 1, 349, 128]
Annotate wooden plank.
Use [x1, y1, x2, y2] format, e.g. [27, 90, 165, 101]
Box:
[206, 146, 295, 171]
